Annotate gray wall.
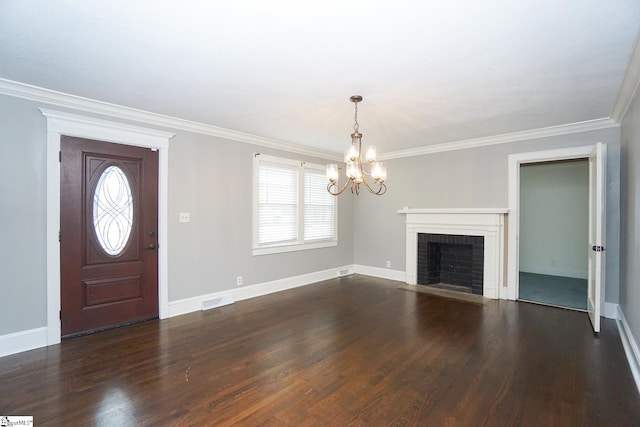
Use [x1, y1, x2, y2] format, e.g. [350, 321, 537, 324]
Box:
[0, 96, 48, 334]
[0, 94, 354, 335]
[519, 160, 589, 279]
[354, 127, 621, 304]
[620, 87, 640, 342]
[167, 131, 354, 301]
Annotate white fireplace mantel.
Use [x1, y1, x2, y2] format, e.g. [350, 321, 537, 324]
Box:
[398, 208, 508, 299]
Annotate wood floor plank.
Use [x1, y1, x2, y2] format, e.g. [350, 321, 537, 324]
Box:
[0, 275, 638, 426]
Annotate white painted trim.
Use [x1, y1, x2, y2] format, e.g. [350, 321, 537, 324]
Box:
[519, 267, 588, 280]
[507, 145, 595, 301]
[397, 208, 508, 215]
[380, 118, 618, 160]
[0, 78, 341, 161]
[0, 78, 621, 163]
[0, 327, 48, 358]
[616, 305, 640, 394]
[168, 265, 353, 318]
[252, 240, 338, 256]
[611, 32, 640, 123]
[42, 109, 174, 346]
[353, 265, 406, 282]
[604, 302, 618, 320]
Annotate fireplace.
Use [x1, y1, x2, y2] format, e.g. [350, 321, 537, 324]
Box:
[398, 208, 507, 299]
[417, 233, 484, 295]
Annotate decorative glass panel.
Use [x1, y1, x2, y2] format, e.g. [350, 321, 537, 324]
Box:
[93, 166, 134, 256]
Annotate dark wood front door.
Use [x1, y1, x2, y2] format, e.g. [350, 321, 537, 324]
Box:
[60, 136, 159, 337]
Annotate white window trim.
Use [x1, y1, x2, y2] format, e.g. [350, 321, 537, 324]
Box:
[252, 154, 338, 256]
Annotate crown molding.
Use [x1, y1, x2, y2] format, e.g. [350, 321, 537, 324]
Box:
[611, 32, 640, 123]
[0, 78, 621, 162]
[0, 78, 342, 161]
[378, 117, 618, 160]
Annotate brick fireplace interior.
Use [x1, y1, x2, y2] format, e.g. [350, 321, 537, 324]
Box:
[417, 233, 484, 295]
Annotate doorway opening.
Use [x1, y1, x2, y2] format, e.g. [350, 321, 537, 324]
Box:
[507, 143, 606, 332]
[518, 159, 588, 311]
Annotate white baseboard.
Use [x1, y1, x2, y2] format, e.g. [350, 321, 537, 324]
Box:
[616, 305, 640, 394]
[604, 302, 618, 320]
[353, 264, 406, 282]
[168, 265, 353, 318]
[0, 327, 48, 358]
[519, 267, 588, 280]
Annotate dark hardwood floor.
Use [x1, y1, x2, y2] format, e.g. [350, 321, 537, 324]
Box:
[1, 275, 639, 426]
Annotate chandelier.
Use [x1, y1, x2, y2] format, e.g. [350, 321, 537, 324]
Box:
[326, 95, 387, 196]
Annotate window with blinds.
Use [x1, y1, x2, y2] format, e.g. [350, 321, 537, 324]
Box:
[253, 155, 337, 255]
[304, 168, 335, 241]
[258, 162, 298, 245]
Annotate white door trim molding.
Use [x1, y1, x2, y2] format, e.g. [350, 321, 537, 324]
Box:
[41, 109, 174, 345]
[506, 145, 595, 301]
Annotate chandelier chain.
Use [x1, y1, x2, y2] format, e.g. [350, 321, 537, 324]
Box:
[353, 101, 359, 132]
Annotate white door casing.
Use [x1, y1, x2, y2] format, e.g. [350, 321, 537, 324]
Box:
[507, 144, 607, 329]
[42, 109, 174, 345]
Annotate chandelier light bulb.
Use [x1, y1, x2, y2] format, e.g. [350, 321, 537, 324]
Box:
[345, 145, 358, 162]
[326, 163, 339, 183]
[371, 162, 383, 181]
[346, 160, 357, 179]
[365, 145, 377, 163]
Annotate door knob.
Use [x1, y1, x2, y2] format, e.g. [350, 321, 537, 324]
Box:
[145, 244, 157, 250]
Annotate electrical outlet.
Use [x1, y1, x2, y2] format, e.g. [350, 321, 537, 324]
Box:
[551, 259, 557, 267]
[236, 276, 243, 286]
[179, 212, 190, 223]
[386, 260, 391, 268]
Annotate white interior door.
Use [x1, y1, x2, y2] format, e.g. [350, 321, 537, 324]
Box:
[588, 142, 606, 333]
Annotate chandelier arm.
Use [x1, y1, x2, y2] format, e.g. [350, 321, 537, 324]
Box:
[361, 174, 376, 194]
[362, 174, 387, 195]
[327, 178, 352, 196]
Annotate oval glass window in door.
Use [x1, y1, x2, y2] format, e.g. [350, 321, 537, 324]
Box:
[93, 165, 134, 256]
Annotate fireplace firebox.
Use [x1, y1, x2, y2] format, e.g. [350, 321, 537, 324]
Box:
[417, 233, 484, 295]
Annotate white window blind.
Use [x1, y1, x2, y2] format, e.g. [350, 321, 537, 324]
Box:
[258, 162, 298, 245]
[304, 168, 335, 241]
[253, 155, 337, 255]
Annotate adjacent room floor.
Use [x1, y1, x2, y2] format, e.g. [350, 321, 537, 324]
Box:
[519, 271, 588, 310]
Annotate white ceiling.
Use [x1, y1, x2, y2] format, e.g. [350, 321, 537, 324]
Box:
[1, 1, 639, 155]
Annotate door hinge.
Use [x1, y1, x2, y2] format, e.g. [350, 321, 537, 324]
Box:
[58, 230, 61, 242]
[592, 245, 606, 252]
[59, 151, 62, 162]
[59, 310, 62, 320]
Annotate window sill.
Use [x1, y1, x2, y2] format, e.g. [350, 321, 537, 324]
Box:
[252, 240, 337, 256]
